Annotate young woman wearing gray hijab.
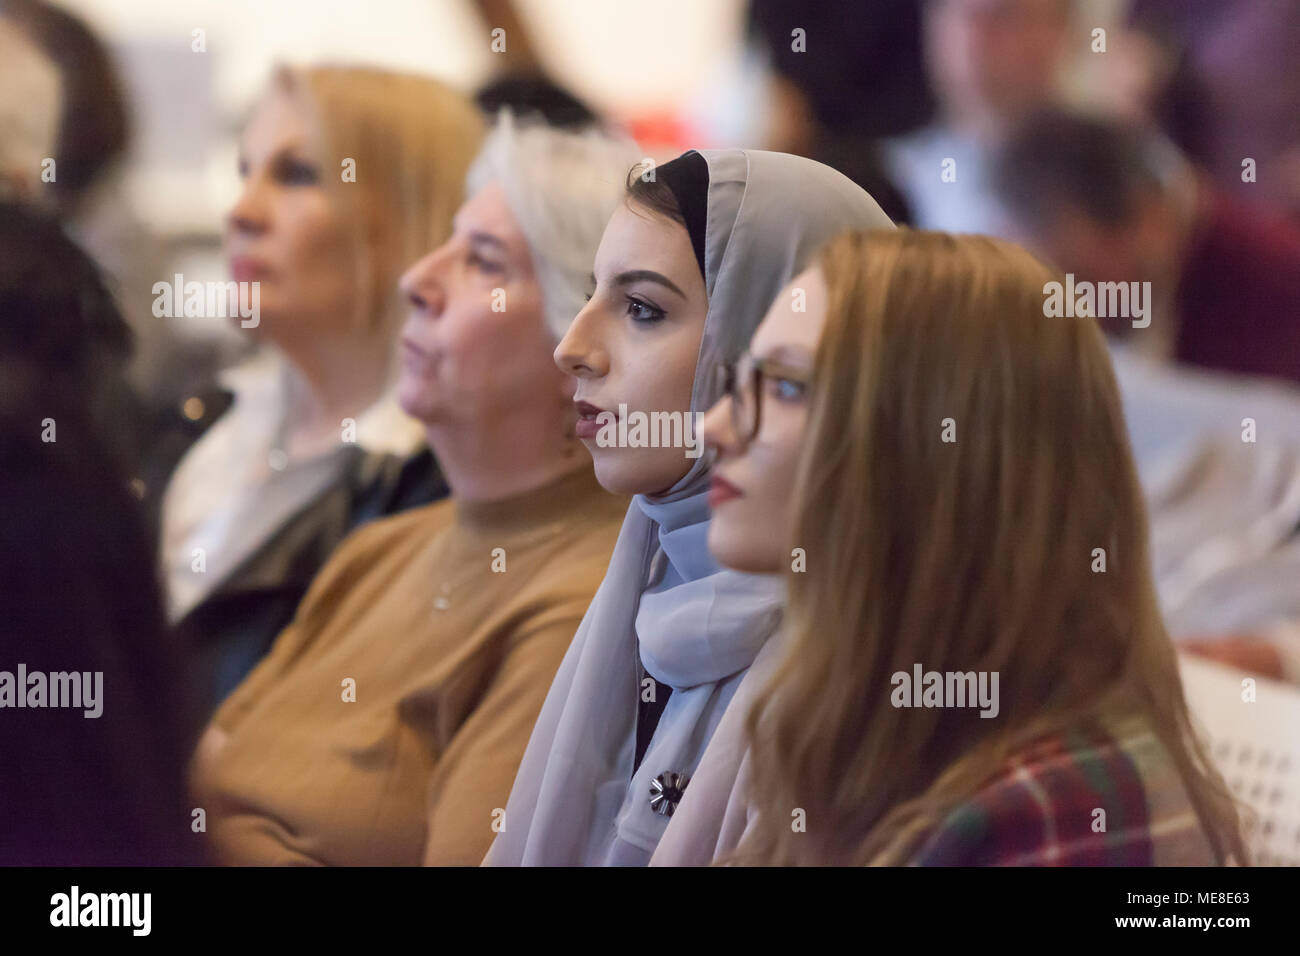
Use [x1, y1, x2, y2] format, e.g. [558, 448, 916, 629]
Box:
[485, 149, 894, 866]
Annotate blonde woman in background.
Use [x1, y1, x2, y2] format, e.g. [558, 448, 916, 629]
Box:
[161, 66, 483, 717]
[656, 229, 1245, 866]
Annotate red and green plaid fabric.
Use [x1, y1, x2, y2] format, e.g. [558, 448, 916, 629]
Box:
[912, 714, 1218, 866]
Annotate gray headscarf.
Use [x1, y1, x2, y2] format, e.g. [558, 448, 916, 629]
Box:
[485, 149, 895, 866]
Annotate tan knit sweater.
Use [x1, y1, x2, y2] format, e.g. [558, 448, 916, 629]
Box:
[191, 465, 626, 865]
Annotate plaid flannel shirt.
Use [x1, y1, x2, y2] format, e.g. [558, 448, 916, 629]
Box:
[912, 713, 1219, 866]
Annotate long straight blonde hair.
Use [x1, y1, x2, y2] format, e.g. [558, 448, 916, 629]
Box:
[733, 229, 1245, 866]
[273, 65, 484, 340]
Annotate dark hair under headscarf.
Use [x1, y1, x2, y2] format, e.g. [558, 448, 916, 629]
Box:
[627, 151, 710, 281]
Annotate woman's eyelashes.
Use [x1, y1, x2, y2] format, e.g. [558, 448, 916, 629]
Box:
[235, 151, 320, 186]
[624, 295, 666, 324]
[467, 249, 505, 275]
[581, 283, 665, 322]
[273, 155, 320, 186]
[765, 375, 807, 403]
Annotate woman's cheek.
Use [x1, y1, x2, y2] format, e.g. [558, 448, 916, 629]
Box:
[629, 342, 693, 415]
[759, 424, 805, 499]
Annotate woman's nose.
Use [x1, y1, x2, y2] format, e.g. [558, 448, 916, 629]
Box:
[553, 300, 608, 379]
[701, 395, 739, 458]
[399, 247, 449, 316]
[227, 176, 270, 237]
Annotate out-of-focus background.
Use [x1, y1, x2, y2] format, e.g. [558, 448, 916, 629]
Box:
[59, 0, 761, 235]
[42, 0, 769, 358]
[34, 0, 1299, 357]
[49, 0, 1147, 223]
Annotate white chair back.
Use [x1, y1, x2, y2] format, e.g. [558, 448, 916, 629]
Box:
[1179, 655, 1300, 865]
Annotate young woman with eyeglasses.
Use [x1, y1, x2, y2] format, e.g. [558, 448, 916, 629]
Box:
[653, 228, 1245, 866]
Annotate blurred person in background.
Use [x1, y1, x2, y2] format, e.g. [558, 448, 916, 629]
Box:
[994, 108, 1300, 682]
[994, 108, 1300, 385]
[0, 199, 133, 438]
[0, 16, 61, 203]
[0, 201, 201, 865]
[2, 0, 129, 218]
[747, 0, 930, 224]
[0, 16, 150, 476]
[475, 69, 601, 132]
[1144, 434, 1300, 685]
[161, 65, 483, 717]
[190, 117, 637, 866]
[1128, 0, 1300, 218]
[1, 0, 241, 490]
[882, 0, 1075, 233]
[466, 1, 605, 134]
[1101, 306, 1300, 687]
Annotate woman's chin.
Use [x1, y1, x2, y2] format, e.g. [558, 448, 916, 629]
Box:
[707, 521, 780, 575]
[396, 383, 437, 424]
[589, 455, 635, 495]
[589, 452, 690, 498]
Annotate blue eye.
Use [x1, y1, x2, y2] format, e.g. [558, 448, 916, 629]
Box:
[624, 296, 665, 324]
[767, 377, 807, 402]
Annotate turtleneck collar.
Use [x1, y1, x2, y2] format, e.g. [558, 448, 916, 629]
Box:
[454, 463, 611, 538]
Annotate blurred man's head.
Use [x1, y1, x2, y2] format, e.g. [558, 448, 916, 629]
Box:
[0, 19, 61, 203]
[924, 0, 1073, 133]
[993, 109, 1188, 289]
[475, 70, 600, 132]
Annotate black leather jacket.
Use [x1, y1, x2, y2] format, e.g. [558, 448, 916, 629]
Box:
[145, 387, 448, 721]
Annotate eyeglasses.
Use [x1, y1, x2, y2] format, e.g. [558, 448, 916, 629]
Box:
[713, 352, 813, 445]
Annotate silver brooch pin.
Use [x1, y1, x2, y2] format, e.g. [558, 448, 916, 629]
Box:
[649, 771, 691, 817]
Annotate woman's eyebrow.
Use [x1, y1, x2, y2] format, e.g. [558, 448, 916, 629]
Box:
[468, 231, 507, 251]
[612, 269, 687, 299]
[754, 344, 813, 369]
[240, 141, 307, 167]
[270, 141, 312, 161]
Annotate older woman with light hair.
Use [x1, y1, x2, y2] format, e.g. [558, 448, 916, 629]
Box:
[161, 66, 484, 716]
[190, 115, 641, 866]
